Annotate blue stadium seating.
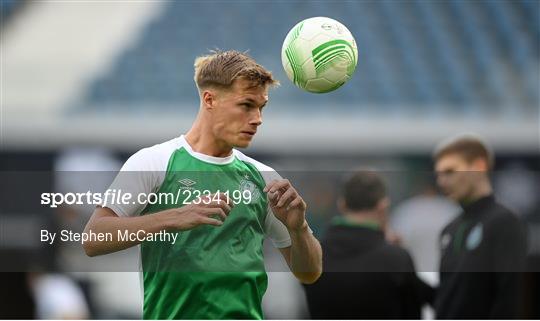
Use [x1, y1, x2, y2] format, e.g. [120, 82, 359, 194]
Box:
[0, 0, 21, 22]
[82, 0, 539, 118]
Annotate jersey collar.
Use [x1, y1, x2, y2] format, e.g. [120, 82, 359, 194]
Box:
[179, 135, 236, 165]
[331, 216, 382, 231]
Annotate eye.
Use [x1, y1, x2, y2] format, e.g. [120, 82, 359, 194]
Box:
[442, 170, 455, 177]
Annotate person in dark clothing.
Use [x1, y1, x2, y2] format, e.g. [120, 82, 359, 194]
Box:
[0, 272, 35, 319]
[434, 135, 528, 319]
[304, 171, 433, 319]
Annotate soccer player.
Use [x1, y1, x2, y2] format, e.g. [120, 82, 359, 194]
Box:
[433, 135, 527, 318]
[82, 50, 322, 319]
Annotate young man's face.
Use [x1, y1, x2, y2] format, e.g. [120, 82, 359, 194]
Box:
[435, 153, 483, 203]
[209, 78, 268, 148]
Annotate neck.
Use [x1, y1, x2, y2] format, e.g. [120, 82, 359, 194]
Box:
[185, 115, 233, 157]
[461, 178, 493, 205]
[343, 211, 383, 227]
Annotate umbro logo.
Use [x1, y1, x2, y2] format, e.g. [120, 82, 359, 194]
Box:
[178, 178, 196, 187]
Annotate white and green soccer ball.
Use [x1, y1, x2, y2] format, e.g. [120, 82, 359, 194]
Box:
[281, 17, 358, 93]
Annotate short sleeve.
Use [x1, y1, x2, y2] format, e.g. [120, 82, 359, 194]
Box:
[101, 144, 172, 217]
[265, 211, 292, 248]
[234, 150, 313, 248]
[264, 209, 314, 249]
[261, 171, 313, 248]
[258, 170, 291, 248]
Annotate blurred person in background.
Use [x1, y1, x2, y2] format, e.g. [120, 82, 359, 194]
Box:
[54, 148, 142, 318]
[493, 161, 539, 221]
[29, 272, 89, 319]
[391, 184, 459, 274]
[0, 273, 36, 319]
[302, 178, 337, 238]
[303, 170, 433, 319]
[390, 182, 459, 319]
[433, 135, 528, 319]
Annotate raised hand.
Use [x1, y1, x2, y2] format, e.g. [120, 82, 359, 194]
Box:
[263, 179, 307, 231]
[168, 193, 233, 230]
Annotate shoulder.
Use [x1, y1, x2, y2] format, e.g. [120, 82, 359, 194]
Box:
[440, 214, 462, 236]
[385, 243, 414, 261]
[480, 201, 528, 256]
[488, 201, 519, 221]
[376, 243, 416, 271]
[122, 136, 183, 172]
[483, 201, 524, 232]
[234, 150, 281, 182]
[234, 150, 275, 172]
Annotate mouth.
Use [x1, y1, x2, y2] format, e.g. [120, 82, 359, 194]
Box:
[240, 131, 256, 137]
[444, 190, 456, 198]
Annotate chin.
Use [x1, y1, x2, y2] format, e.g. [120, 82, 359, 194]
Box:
[441, 190, 456, 201]
[235, 141, 251, 148]
[233, 136, 253, 148]
[229, 139, 249, 148]
[447, 193, 461, 203]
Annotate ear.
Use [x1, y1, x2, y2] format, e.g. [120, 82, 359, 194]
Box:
[201, 89, 217, 110]
[376, 197, 390, 213]
[471, 158, 489, 172]
[337, 197, 347, 213]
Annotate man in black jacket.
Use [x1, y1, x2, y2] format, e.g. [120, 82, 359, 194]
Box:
[433, 135, 528, 319]
[303, 171, 432, 319]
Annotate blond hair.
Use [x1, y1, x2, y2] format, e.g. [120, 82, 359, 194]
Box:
[194, 50, 279, 91]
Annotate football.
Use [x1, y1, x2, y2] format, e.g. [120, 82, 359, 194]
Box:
[281, 17, 358, 93]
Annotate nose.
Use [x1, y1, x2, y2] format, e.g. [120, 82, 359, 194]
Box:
[249, 109, 262, 126]
[435, 172, 445, 188]
[436, 177, 444, 190]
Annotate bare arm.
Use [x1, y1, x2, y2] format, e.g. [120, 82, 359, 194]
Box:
[83, 194, 232, 257]
[265, 179, 323, 284]
[278, 226, 322, 284]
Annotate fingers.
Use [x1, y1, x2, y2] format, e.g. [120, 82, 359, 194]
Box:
[214, 192, 232, 205]
[199, 207, 228, 221]
[264, 179, 308, 232]
[274, 187, 297, 208]
[197, 193, 235, 222]
[193, 194, 234, 221]
[264, 179, 291, 194]
[287, 197, 306, 211]
[200, 198, 232, 213]
[182, 193, 234, 227]
[265, 179, 290, 203]
[265, 179, 306, 211]
[199, 192, 233, 206]
[197, 215, 224, 226]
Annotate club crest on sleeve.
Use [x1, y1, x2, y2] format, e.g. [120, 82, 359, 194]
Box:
[466, 223, 483, 251]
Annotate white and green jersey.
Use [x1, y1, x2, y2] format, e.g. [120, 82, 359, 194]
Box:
[104, 135, 291, 319]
